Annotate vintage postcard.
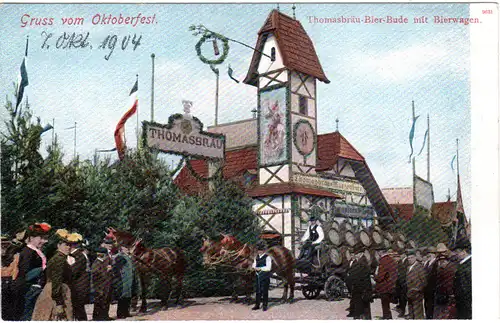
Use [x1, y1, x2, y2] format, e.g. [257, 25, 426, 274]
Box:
[0, 2, 498, 321]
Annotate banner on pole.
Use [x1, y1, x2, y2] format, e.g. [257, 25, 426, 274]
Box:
[414, 175, 434, 211]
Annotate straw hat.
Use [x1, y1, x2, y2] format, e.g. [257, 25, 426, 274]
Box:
[436, 243, 449, 254]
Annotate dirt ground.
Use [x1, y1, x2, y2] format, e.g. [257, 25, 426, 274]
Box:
[84, 288, 407, 320]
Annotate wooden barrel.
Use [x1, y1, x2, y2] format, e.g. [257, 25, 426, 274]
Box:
[331, 220, 340, 231]
[340, 246, 352, 264]
[327, 228, 342, 247]
[371, 230, 383, 245]
[323, 222, 332, 235]
[373, 225, 383, 233]
[396, 240, 405, 251]
[340, 221, 353, 232]
[408, 240, 417, 249]
[359, 230, 372, 247]
[383, 238, 390, 249]
[328, 247, 343, 266]
[364, 249, 372, 266]
[344, 230, 356, 247]
[396, 232, 407, 243]
[385, 231, 395, 242]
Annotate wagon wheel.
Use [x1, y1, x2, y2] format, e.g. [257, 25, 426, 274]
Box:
[324, 275, 345, 301]
[302, 284, 321, 299]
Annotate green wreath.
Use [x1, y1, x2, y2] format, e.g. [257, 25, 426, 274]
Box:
[195, 33, 229, 66]
[185, 157, 224, 182]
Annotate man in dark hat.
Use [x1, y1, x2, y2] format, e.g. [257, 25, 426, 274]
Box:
[114, 245, 135, 319]
[453, 239, 471, 319]
[406, 249, 425, 319]
[395, 246, 409, 317]
[252, 240, 272, 312]
[423, 246, 438, 319]
[12, 223, 51, 320]
[433, 243, 457, 319]
[298, 215, 324, 264]
[374, 245, 397, 319]
[92, 246, 114, 321]
[345, 247, 356, 317]
[350, 245, 372, 320]
[69, 234, 90, 320]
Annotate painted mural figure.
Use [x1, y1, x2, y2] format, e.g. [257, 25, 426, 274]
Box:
[263, 100, 285, 161]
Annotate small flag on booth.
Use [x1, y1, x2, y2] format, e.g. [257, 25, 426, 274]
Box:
[114, 79, 138, 160]
[228, 65, 239, 83]
[15, 38, 30, 115]
[408, 115, 420, 163]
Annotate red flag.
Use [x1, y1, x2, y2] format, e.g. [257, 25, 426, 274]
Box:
[456, 175, 465, 214]
[114, 80, 138, 160]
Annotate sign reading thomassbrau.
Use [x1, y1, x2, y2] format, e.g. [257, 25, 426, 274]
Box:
[143, 102, 225, 160]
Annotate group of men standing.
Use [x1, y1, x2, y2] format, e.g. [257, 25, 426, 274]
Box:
[345, 237, 472, 320]
[1, 223, 138, 321]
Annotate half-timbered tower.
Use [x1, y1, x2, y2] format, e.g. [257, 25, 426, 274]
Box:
[241, 9, 336, 253]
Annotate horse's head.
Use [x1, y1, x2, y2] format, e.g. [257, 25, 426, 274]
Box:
[200, 237, 223, 266]
[200, 237, 211, 253]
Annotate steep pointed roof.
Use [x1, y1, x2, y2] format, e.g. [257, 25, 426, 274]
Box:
[316, 131, 364, 171]
[244, 9, 330, 86]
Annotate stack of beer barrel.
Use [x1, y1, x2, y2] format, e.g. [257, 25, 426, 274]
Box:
[322, 220, 418, 268]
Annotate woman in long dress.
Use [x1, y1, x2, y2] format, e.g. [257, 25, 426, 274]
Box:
[11, 223, 51, 320]
[32, 229, 75, 321]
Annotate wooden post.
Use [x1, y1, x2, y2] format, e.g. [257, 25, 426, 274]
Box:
[215, 71, 219, 126]
[73, 122, 77, 159]
[427, 114, 430, 182]
[151, 54, 155, 122]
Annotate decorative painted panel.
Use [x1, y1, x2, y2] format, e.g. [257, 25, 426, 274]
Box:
[291, 115, 317, 167]
[259, 87, 288, 166]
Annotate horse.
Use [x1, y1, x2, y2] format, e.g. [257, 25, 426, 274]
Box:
[219, 235, 295, 303]
[200, 237, 254, 303]
[107, 228, 186, 312]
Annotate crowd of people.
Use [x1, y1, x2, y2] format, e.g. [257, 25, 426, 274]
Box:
[1, 223, 139, 321]
[344, 237, 472, 320]
[2, 220, 472, 321]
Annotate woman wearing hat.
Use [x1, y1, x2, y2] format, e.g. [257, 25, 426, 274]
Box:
[252, 240, 272, 312]
[11, 222, 51, 320]
[32, 229, 74, 321]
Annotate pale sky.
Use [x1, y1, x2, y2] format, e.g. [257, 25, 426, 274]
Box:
[0, 3, 471, 216]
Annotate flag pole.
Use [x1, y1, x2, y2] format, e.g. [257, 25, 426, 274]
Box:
[52, 118, 55, 145]
[427, 114, 430, 182]
[136, 74, 139, 145]
[412, 100, 416, 217]
[74, 122, 77, 159]
[151, 53, 155, 122]
[25, 35, 29, 56]
[215, 70, 219, 126]
[456, 138, 460, 179]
